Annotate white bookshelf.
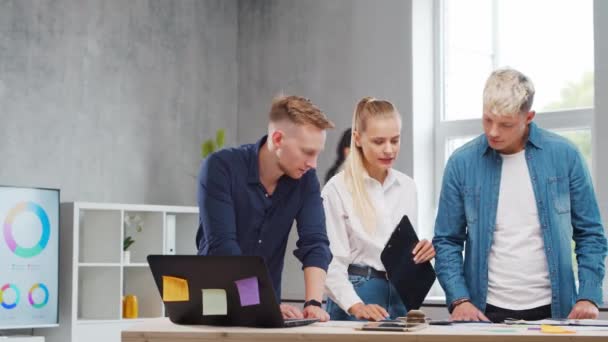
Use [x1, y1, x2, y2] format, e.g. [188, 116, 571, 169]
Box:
[38, 202, 199, 342]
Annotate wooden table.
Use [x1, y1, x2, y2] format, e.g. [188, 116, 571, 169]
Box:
[122, 317, 608, 342]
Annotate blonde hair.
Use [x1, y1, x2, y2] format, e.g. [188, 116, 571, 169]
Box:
[483, 68, 535, 116]
[269, 95, 335, 129]
[344, 97, 400, 234]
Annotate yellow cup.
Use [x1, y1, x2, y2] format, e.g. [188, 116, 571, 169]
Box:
[123, 294, 138, 319]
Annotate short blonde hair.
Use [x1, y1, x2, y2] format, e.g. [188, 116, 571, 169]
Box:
[483, 68, 535, 116]
[269, 95, 335, 129]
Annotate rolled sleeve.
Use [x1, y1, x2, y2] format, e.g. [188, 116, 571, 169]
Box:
[293, 172, 333, 271]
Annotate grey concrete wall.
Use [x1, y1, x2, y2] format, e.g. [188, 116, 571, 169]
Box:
[0, 0, 238, 206]
[237, 0, 414, 300]
[237, 0, 414, 177]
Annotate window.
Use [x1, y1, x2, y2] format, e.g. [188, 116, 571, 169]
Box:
[441, 0, 594, 121]
[423, 0, 596, 301]
[436, 0, 594, 184]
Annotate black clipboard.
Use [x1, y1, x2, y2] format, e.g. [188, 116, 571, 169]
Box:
[380, 215, 436, 311]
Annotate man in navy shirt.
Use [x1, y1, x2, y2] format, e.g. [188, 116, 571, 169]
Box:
[196, 95, 334, 321]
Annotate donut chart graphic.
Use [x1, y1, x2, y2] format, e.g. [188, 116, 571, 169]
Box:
[3, 202, 51, 258]
[1, 284, 20, 309]
[28, 283, 49, 309]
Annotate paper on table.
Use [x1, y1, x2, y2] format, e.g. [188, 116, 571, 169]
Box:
[570, 319, 608, 326]
[505, 319, 608, 327]
[445, 323, 525, 333]
[202, 289, 228, 316]
[162, 276, 189, 302]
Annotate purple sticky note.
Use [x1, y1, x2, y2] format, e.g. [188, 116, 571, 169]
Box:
[234, 276, 260, 307]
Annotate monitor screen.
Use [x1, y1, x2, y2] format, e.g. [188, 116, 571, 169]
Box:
[0, 186, 59, 329]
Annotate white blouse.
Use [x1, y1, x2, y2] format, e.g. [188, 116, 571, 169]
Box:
[322, 169, 418, 313]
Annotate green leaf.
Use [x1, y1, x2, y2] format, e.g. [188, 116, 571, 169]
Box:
[123, 236, 135, 251]
[215, 129, 225, 149]
[201, 140, 215, 158]
[200, 129, 226, 158]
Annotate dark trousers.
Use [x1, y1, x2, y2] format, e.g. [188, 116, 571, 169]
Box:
[485, 303, 552, 323]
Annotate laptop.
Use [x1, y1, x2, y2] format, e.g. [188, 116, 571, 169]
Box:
[147, 255, 319, 328]
[380, 215, 436, 311]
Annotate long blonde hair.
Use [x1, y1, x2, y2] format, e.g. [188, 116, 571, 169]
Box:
[344, 97, 400, 234]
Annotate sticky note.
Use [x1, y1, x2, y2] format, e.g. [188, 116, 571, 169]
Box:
[162, 276, 189, 302]
[234, 276, 260, 307]
[202, 289, 227, 315]
[540, 324, 575, 334]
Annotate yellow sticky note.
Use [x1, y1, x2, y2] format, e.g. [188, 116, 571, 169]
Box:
[541, 324, 575, 334]
[202, 289, 227, 316]
[162, 276, 189, 302]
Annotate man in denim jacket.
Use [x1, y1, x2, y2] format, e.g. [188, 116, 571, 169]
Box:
[433, 68, 607, 322]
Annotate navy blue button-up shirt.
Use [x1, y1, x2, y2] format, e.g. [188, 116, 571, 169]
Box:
[196, 136, 332, 299]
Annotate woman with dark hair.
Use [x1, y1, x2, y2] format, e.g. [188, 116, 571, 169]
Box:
[325, 128, 352, 184]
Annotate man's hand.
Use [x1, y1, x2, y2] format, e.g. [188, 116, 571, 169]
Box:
[450, 301, 490, 322]
[280, 303, 304, 319]
[412, 239, 436, 264]
[567, 300, 599, 319]
[348, 302, 390, 321]
[303, 305, 330, 322]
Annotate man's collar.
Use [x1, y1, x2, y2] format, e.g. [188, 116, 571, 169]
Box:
[247, 135, 299, 188]
[481, 121, 543, 156]
[247, 135, 267, 184]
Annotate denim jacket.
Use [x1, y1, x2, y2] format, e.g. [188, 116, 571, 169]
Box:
[433, 122, 607, 318]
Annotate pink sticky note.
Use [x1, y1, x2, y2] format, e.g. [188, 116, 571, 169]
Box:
[234, 276, 260, 307]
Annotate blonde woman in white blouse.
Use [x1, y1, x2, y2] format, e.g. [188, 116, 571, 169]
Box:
[322, 97, 435, 321]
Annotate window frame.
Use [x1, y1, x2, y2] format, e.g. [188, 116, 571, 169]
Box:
[433, 0, 595, 198]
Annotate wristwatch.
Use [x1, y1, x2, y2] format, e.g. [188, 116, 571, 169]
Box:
[303, 299, 323, 308]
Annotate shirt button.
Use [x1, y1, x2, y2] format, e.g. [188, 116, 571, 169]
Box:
[258, 240, 262, 244]
[264, 193, 269, 198]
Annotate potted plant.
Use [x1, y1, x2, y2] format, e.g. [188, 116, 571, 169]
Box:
[201, 129, 225, 158]
[123, 213, 143, 264]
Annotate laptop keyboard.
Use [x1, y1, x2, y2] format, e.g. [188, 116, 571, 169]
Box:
[283, 318, 319, 327]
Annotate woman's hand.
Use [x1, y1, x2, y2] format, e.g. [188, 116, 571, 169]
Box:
[412, 239, 435, 263]
[348, 302, 390, 321]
